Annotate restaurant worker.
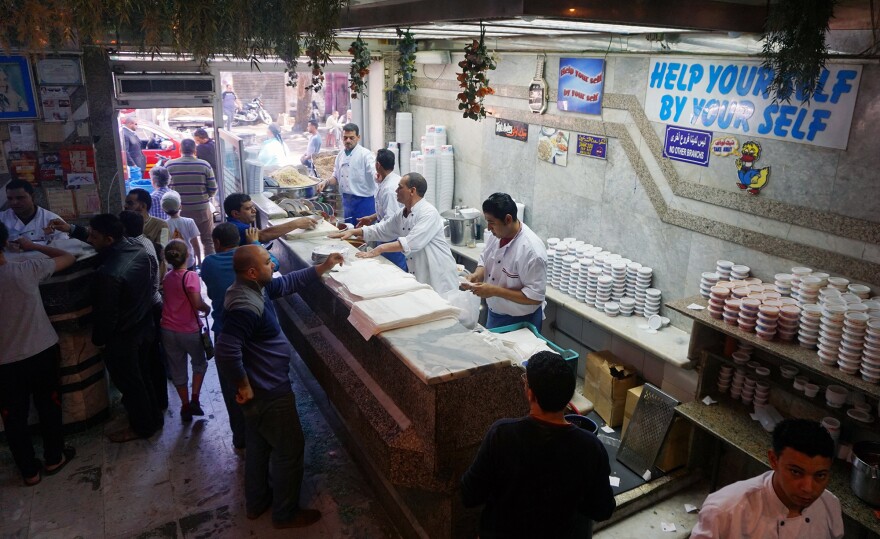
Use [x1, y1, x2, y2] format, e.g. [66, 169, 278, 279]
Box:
[461, 351, 616, 538]
[223, 193, 316, 246]
[2, 179, 67, 242]
[464, 193, 547, 330]
[316, 122, 376, 225]
[691, 418, 844, 539]
[330, 172, 459, 296]
[354, 148, 406, 270]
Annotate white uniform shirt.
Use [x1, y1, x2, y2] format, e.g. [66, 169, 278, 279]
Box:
[0, 207, 67, 242]
[333, 144, 377, 197]
[375, 172, 402, 222]
[478, 222, 547, 317]
[0, 257, 58, 365]
[363, 199, 458, 296]
[691, 471, 844, 539]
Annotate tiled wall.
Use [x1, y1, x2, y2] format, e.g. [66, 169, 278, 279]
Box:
[407, 53, 880, 332]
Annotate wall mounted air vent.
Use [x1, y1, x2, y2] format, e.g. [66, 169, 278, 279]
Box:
[113, 74, 215, 100]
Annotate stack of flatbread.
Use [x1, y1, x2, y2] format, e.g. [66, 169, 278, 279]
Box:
[348, 288, 462, 340]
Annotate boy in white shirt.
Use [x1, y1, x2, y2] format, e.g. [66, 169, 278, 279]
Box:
[162, 192, 201, 269]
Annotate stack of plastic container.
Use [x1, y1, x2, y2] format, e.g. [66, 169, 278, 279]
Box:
[818, 303, 846, 367]
[790, 266, 813, 303]
[396, 112, 413, 174]
[777, 305, 801, 341]
[644, 288, 662, 317]
[838, 311, 868, 375]
[798, 304, 821, 348]
[756, 304, 780, 341]
[422, 146, 438, 207]
[437, 145, 455, 213]
[738, 298, 761, 333]
[716, 260, 734, 281]
[596, 276, 612, 310]
[634, 267, 653, 317]
[700, 271, 720, 299]
[611, 262, 627, 301]
[585, 266, 601, 307]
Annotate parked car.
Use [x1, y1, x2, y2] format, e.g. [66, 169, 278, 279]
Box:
[135, 121, 183, 172]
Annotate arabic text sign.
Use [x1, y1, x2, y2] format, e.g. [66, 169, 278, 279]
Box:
[644, 58, 861, 150]
[494, 118, 529, 142]
[557, 58, 605, 115]
[575, 134, 607, 159]
[664, 126, 712, 167]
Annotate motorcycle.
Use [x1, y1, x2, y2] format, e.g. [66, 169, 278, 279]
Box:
[234, 96, 272, 125]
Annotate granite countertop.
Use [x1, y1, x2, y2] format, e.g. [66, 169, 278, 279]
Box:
[450, 244, 692, 367]
[274, 233, 515, 386]
[668, 295, 880, 399]
[677, 399, 880, 535]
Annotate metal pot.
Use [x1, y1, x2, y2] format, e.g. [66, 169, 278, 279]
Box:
[441, 208, 477, 246]
[851, 441, 880, 507]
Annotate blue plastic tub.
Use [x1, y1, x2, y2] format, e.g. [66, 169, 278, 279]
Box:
[489, 321, 579, 375]
[565, 414, 598, 434]
[129, 179, 153, 194]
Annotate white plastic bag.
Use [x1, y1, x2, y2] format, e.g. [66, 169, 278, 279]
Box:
[445, 289, 481, 329]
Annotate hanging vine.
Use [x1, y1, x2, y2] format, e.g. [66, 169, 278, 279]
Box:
[393, 28, 418, 103]
[349, 34, 371, 99]
[456, 23, 496, 121]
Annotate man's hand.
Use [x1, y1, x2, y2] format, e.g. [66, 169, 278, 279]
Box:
[328, 229, 357, 240]
[245, 225, 260, 244]
[15, 237, 38, 251]
[48, 218, 71, 233]
[235, 384, 254, 405]
[467, 282, 498, 299]
[466, 272, 482, 284]
[316, 252, 344, 275]
[316, 179, 328, 193]
[355, 215, 375, 228]
[292, 217, 317, 230]
[355, 248, 381, 259]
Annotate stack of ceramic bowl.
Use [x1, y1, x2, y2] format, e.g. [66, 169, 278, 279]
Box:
[754, 380, 771, 407]
[572, 262, 586, 302]
[774, 273, 794, 297]
[729, 368, 747, 400]
[789, 266, 813, 302]
[708, 286, 729, 320]
[862, 320, 880, 383]
[849, 284, 872, 300]
[798, 304, 821, 348]
[596, 276, 613, 310]
[730, 264, 751, 281]
[716, 260, 734, 281]
[756, 304, 779, 341]
[723, 298, 742, 325]
[619, 297, 635, 317]
[604, 301, 620, 317]
[839, 311, 868, 375]
[777, 305, 801, 342]
[818, 303, 847, 367]
[798, 276, 823, 305]
[560, 255, 577, 295]
[611, 262, 627, 301]
[827, 276, 849, 292]
[627, 262, 643, 298]
[644, 288, 662, 317]
[738, 298, 761, 332]
[700, 272, 720, 299]
[585, 266, 601, 307]
[717, 365, 733, 394]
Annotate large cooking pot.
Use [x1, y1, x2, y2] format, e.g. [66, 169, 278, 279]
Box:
[441, 208, 479, 246]
[852, 441, 880, 506]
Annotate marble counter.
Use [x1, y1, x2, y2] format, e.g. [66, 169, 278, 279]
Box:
[450, 244, 692, 367]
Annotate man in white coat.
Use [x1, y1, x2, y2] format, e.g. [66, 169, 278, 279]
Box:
[330, 172, 458, 296]
[2, 180, 67, 243]
[355, 148, 405, 270]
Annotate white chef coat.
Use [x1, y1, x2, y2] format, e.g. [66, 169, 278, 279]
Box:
[0, 207, 67, 242]
[363, 199, 458, 296]
[375, 172, 402, 222]
[691, 471, 844, 539]
[333, 144, 377, 197]
[478, 222, 546, 317]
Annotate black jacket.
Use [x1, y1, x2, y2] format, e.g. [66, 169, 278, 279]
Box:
[91, 238, 154, 346]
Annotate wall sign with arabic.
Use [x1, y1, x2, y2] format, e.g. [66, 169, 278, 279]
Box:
[495, 118, 529, 142]
[663, 125, 712, 167]
[575, 134, 607, 159]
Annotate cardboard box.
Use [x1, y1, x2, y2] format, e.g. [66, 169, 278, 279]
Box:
[582, 351, 640, 427]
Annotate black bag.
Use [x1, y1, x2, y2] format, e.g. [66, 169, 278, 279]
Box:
[183, 270, 214, 360]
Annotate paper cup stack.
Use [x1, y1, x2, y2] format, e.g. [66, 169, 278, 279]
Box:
[862, 320, 880, 383]
[387, 142, 401, 175]
[596, 276, 613, 310]
[437, 145, 455, 213]
[412, 154, 424, 177]
[798, 304, 821, 348]
[700, 272, 720, 299]
[422, 146, 438, 207]
[777, 305, 801, 342]
[818, 303, 847, 366]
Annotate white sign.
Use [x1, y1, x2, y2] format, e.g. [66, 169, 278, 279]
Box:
[644, 58, 862, 150]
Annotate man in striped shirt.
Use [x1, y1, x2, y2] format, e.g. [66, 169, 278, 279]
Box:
[167, 139, 218, 255]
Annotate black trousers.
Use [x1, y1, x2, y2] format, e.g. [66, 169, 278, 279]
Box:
[0, 344, 64, 479]
[103, 321, 163, 437]
[150, 302, 170, 410]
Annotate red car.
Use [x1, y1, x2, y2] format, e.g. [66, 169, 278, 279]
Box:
[135, 121, 183, 172]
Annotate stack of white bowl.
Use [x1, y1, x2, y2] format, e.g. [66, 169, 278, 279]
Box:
[798, 304, 821, 348]
[634, 267, 653, 316]
[849, 283, 872, 300]
[560, 255, 576, 294]
[596, 276, 612, 310]
[818, 303, 847, 367]
[798, 276, 823, 305]
[839, 311, 868, 375]
[716, 260, 734, 281]
[611, 262, 627, 301]
[546, 249, 559, 289]
[827, 277, 850, 292]
[862, 320, 880, 383]
[627, 263, 643, 298]
[619, 297, 635, 317]
[740, 376, 758, 406]
[700, 272, 720, 299]
[790, 266, 813, 302]
[774, 273, 794, 297]
[730, 264, 751, 280]
[866, 300, 880, 318]
[717, 364, 733, 394]
[644, 288, 662, 317]
[777, 305, 800, 342]
[604, 301, 620, 317]
[552, 243, 569, 288]
[572, 262, 586, 302]
[585, 266, 602, 307]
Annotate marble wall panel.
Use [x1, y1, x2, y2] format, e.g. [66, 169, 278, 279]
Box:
[480, 124, 540, 210]
[605, 56, 650, 109]
[602, 138, 657, 217]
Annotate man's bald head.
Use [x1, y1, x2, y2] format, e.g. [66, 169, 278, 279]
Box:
[233, 244, 264, 274]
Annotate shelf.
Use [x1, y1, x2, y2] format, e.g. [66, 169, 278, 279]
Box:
[677, 399, 880, 535]
[668, 296, 880, 399]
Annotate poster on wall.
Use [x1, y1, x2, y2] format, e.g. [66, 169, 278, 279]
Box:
[36, 58, 83, 86]
[557, 58, 605, 115]
[663, 125, 712, 167]
[644, 57, 862, 150]
[575, 134, 608, 159]
[537, 127, 570, 167]
[495, 118, 529, 142]
[39, 86, 72, 123]
[0, 55, 39, 120]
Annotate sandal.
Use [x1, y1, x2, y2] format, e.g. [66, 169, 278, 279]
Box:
[23, 459, 42, 486]
[44, 446, 76, 476]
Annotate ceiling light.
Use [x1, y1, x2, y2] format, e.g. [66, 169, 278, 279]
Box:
[568, 8, 576, 13]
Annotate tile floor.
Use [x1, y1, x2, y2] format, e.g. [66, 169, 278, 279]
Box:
[0, 353, 401, 539]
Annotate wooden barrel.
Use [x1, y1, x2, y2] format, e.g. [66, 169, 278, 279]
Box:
[57, 328, 109, 432]
[41, 256, 98, 333]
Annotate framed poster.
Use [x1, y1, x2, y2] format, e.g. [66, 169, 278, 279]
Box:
[36, 57, 83, 85]
[557, 58, 605, 115]
[0, 55, 39, 120]
[537, 127, 570, 167]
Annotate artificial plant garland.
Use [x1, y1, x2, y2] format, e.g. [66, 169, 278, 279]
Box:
[393, 28, 418, 102]
[349, 34, 371, 99]
[456, 23, 496, 121]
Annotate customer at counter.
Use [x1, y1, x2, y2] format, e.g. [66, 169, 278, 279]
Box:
[2, 180, 67, 242]
[316, 123, 377, 225]
[88, 213, 163, 442]
[461, 351, 616, 538]
[215, 245, 344, 529]
[223, 193, 316, 246]
[354, 148, 406, 270]
[691, 418, 843, 539]
[330, 172, 459, 296]
[0, 222, 77, 487]
[464, 193, 547, 330]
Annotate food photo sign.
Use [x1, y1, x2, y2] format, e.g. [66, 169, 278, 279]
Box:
[537, 127, 570, 167]
[644, 57, 861, 150]
[557, 58, 605, 115]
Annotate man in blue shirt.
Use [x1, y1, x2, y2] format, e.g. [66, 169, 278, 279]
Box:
[300, 119, 321, 176]
[215, 244, 342, 529]
[223, 193, 316, 247]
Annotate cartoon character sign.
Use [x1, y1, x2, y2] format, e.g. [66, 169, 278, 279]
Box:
[735, 141, 770, 195]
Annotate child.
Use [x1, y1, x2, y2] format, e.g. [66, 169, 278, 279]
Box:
[161, 240, 211, 421]
[162, 192, 202, 269]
